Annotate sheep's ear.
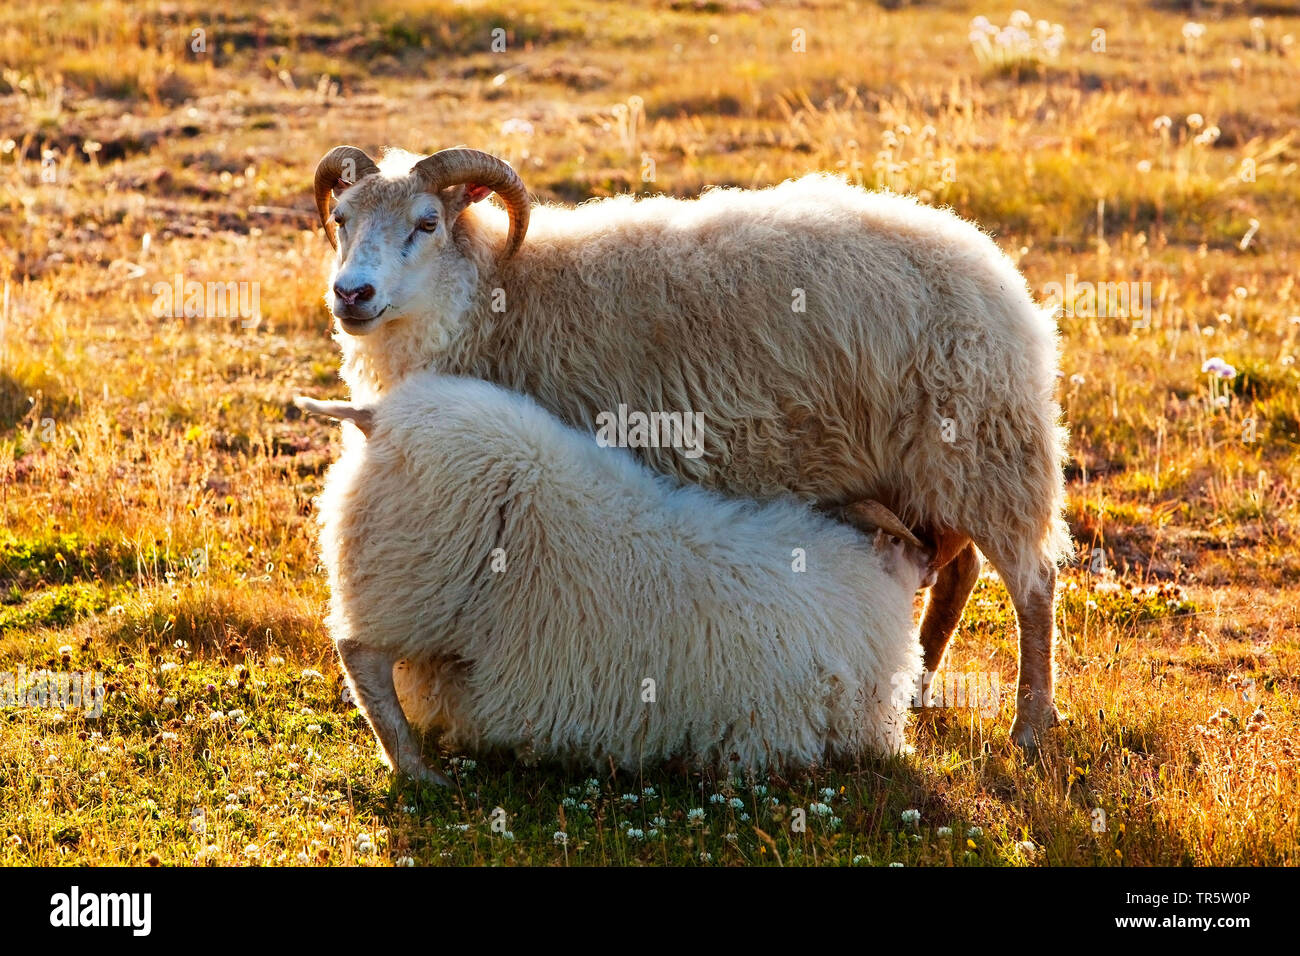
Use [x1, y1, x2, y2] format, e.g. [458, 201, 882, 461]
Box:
[840, 500, 925, 550]
[443, 183, 492, 218]
[294, 396, 374, 437]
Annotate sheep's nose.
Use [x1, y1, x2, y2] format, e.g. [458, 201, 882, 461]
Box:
[333, 283, 375, 305]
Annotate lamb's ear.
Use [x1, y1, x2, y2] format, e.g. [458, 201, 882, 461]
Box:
[443, 183, 493, 218]
[294, 396, 375, 437]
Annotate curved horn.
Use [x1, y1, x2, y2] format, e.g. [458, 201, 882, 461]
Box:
[842, 500, 926, 551]
[412, 148, 530, 260]
[314, 146, 380, 248]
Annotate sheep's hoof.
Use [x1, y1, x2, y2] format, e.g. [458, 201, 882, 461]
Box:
[399, 759, 451, 788]
[1009, 705, 1060, 750]
[413, 766, 452, 788]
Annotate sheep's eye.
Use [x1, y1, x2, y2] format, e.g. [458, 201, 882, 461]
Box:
[333, 215, 346, 229]
[418, 216, 439, 233]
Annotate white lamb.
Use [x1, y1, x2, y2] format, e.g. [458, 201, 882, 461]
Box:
[298, 373, 932, 782]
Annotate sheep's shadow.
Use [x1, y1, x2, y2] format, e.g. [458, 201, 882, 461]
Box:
[361, 705, 1199, 864]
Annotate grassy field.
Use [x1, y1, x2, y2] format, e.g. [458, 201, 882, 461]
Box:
[1, 0, 1298, 867]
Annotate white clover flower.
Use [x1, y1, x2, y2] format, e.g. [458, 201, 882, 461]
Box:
[160, 662, 179, 673]
[889, 861, 904, 867]
[967, 826, 983, 839]
[208, 711, 225, 723]
[243, 843, 260, 858]
[1202, 356, 1237, 377]
[709, 793, 726, 804]
[809, 802, 832, 817]
[901, 808, 921, 828]
[687, 808, 706, 823]
[163, 696, 178, 707]
[621, 793, 639, 804]
[625, 827, 645, 840]
[561, 797, 578, 809]
[1136, 159, 1152, 173]
[500, 118, 535, 138]
[1153, 115, 1173, 131]
[268, 656, 284, 666]
[296, 851, 310, 864]
[852, 855, 868, 865]
[300, 669, 324, 680]
[502, 831, 515, 841]
[937, 826, 953, 838]
[553, 831, 568, 845]
[820, 787, 837, 800]
[160, 731, 178, 742]
[396, 856, 415, 867]
[727, 797, 745, 810]
[305, 724, 322, 735]
[1182, 22, 1206, 41]
[195, 844, 219, 863]
[1016, 840, 1038, 856]
[1186, 113, 1205, 130]
[739, 813, 751, 822]
[319, 822, 334, 834]
[642, 786, 657, 798]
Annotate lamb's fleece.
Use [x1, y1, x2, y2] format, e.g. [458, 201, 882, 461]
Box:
[317, 371, 926, 771]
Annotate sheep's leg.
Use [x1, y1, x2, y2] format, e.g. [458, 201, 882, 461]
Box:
[335, 638, 451, 786]
[1004, 565, 1060, 749]
[917, 541, 981, 672]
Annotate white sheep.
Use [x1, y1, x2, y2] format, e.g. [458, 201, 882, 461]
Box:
[297, 374, 932, 779]
[312, 145, 1071, 746]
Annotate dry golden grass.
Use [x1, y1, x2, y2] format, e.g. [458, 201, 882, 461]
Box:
[1, 0, 1298, 866]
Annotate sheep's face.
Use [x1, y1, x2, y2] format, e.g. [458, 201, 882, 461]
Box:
[326, 176, 484, 338]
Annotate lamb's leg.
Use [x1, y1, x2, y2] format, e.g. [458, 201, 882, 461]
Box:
[918, 540, 981, 672]
[1004, 564, 1060, 749]
[336, 638, 450, 786]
